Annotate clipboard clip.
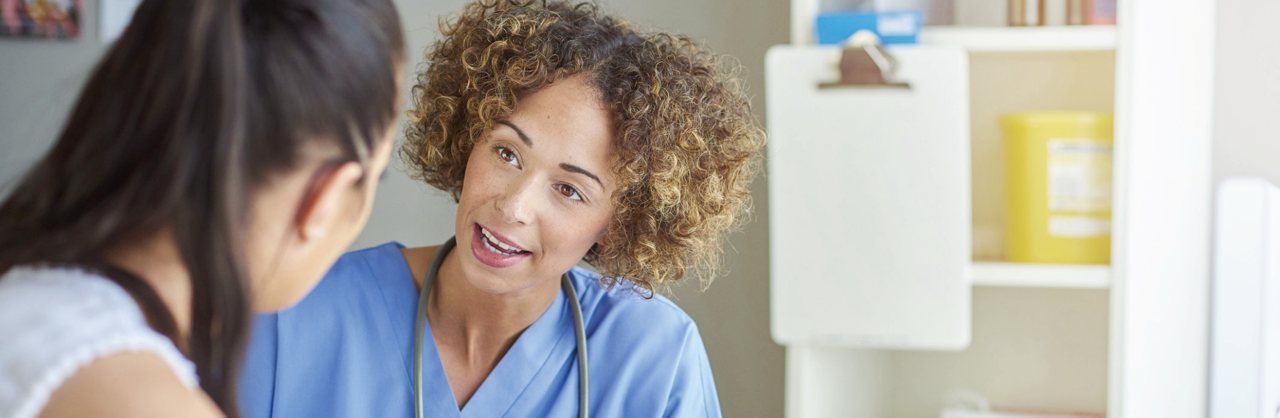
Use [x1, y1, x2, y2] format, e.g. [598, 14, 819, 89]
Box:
[819, 30, 911, 90]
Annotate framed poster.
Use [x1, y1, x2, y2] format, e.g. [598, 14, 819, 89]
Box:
[1, 0, 82, 39]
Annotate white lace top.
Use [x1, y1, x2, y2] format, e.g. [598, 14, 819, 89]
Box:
[0, 266, 198, 418]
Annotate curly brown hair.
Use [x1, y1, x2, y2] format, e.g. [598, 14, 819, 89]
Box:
[403, 0, 765, 294]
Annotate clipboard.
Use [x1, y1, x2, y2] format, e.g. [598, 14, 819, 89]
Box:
[767, 44, 972, 350]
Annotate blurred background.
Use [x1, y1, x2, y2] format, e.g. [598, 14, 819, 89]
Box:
[4, 0, 1280, 417]
[0, 1, 790, 416]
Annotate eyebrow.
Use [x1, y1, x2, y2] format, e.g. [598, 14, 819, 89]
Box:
[496, 120, 602, 190]
[561, 163, 603, 190]
[497, 121, 532, 147]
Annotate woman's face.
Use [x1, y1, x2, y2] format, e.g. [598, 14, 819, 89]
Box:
[454, 74, 617, 295]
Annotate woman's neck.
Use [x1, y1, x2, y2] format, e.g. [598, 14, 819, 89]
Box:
[428, 248, 560, 359]
[103, 231, 193, 349]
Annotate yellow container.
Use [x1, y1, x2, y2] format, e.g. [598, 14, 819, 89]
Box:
[1000, 111, 1113, 264]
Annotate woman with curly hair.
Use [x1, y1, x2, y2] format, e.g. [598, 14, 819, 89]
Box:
[239, 1, 763, 417]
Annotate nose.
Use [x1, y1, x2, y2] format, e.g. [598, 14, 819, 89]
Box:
[494, 173, 536, 225]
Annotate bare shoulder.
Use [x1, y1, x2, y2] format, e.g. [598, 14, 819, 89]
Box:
[401, 245, 443, 289]
[37, 352, 221, 418]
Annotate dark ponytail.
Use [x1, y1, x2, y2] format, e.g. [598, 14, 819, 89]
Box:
[0, 0, 404, 416]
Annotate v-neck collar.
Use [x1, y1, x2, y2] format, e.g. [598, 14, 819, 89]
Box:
[396, 244, 575, 417]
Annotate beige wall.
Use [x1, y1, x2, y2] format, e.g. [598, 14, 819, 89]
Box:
[0, 1, 789, 416]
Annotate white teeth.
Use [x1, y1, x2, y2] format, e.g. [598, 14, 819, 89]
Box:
[481, 235, 508, 255]
[480, 227, 523, 254]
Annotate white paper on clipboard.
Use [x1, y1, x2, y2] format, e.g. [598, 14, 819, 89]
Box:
[767, 45, 972, 350]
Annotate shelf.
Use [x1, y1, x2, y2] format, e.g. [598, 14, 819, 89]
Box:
[916, 26, 1117, 52]
[970, 261, 1111, 289]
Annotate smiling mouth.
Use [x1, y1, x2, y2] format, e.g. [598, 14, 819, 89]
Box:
[478, 224, 530, 256]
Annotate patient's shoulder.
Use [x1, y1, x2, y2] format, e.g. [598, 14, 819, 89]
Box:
[39, 352, 221, 418]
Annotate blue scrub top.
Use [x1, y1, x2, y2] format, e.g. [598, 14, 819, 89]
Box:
[239, 242, 721, 418]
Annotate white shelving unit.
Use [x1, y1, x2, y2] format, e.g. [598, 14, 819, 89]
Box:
[771, 0, 1215, 417]
[916, 26, 1116, 52]
[970, 262, 1110, 289]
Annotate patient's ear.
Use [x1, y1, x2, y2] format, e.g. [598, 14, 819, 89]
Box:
[295, 162, 364, 241]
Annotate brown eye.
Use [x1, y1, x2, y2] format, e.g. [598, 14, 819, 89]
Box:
[495, 146, 520, 168]
[556, 184, 584, 202]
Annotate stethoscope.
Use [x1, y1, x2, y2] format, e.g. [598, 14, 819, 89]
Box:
[413, 237, 589, 418]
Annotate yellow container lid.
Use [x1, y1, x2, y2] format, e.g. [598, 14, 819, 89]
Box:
[1000, 111, 1114, 131]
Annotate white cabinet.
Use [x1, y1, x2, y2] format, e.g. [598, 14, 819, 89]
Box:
[1210, 179, 1280, 418]
[769, 1, 1214, 417]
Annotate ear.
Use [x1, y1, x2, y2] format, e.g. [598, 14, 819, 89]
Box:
[295, 162, 365, 241]
[595, 216, 616, 247]
[594, 229, 608, 248]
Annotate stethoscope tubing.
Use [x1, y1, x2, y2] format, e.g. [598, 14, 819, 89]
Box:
[413, 237, 589, 418]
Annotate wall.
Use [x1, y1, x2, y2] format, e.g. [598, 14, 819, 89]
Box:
[0, 1, 788, 417]
[0, 1, 103, 186]
[1212, 0, 1280, 186]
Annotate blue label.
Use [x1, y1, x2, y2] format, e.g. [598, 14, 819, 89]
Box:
[815, 11, 921, 45]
